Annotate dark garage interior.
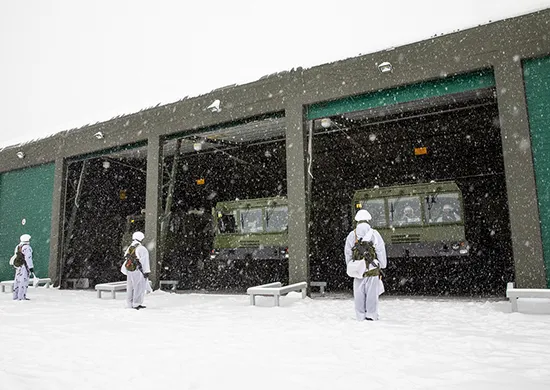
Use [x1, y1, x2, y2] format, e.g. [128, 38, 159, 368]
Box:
[61, 146, 148, 286]
[158, 115, 288, 290]
[60, 90, 514, 296]
[61, 115, 289, 290]
[309, 88, 514, 296]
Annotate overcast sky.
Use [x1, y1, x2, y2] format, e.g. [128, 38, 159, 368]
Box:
[1, 0, 550, 148]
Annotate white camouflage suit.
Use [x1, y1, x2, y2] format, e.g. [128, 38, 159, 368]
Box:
[344, 222, 387, 321]
[120, 239, 151, 309]
[13, 241, 33, 301]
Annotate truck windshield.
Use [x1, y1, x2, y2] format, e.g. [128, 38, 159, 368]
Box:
[266, 206, 288, 232]
[389, 196, 422, 227]
[217, 211, 238, 233]
[425, 193, 462, 224]
[357, 199, 386, 228]
[240, 208, 263, 233]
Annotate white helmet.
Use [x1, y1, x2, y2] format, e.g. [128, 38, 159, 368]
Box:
[354, 209, 372, 222]
[20, 234, 31, 242]
[132, 231, 145, 242]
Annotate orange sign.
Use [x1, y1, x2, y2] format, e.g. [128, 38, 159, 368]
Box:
[414, 147, 428, 155]
[196, 178, 205, 185]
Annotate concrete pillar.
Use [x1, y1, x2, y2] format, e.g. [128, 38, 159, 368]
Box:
[285, 101, 310, 286]
[494, 58, 547, 288]
[48, 158, 66, 286]
[145, 135, 163, 288]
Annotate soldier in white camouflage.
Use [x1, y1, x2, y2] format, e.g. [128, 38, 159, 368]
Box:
[344, 210, 387, 321]
[120, 231, 151, 310]
[12, 234, 34, 301]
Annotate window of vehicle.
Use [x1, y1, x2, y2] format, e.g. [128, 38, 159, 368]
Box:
[240, 208, 263, 233]
[389, 196, 422, 226]
[425, 193, 462, 224]
[265, 206, 288, 233]
[357, 199, 387, 228]
[217, 211, 238, 233]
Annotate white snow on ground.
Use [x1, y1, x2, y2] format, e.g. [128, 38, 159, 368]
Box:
[1, 288, 550, 390]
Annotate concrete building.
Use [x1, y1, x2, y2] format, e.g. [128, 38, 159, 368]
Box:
[1, 9, 549, 294]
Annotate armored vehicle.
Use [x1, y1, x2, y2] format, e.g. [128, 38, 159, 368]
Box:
[210, 196, 289, 262]
[352, 181, 469, 258]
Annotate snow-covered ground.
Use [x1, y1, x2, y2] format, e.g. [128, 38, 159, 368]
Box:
[1, 287, 549, 390]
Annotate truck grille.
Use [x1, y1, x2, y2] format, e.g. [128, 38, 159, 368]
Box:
[239, 240, 261, 247]
[391, 234, 421, 244]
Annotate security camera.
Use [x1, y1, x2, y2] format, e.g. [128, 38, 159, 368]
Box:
[94, 131, 104, 140]
[377, 61, 393, 73]
[207, 99, 221, 113]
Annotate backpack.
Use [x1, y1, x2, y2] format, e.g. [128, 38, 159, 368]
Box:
[12, 245, 26, 267]
[124, 243, 141, 272]
[349, 229, 384, 278]
[352, 234, 377, 265]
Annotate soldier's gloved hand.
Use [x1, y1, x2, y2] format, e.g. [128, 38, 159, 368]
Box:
[29, 268, 34, 273]
[143, 273, 150, 279]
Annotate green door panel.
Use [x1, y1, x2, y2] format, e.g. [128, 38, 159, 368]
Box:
[307, 69, 495, 120]
[0, 164, 55, 282]
[524, 56, 550, 287]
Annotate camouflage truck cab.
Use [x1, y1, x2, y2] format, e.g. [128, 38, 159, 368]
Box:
[353, 181, 469, 258]
[210, 196, 289, 262]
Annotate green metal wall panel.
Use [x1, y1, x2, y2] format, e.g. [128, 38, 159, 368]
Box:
[0, 164, 55, 281]
[524, 56, 550, 287]
[307, 70, 495, 120]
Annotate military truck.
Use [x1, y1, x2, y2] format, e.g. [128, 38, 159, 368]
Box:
[210, 196, 289, 262]
[352, 181, 469, 258]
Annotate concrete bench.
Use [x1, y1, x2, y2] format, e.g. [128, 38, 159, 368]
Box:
[247, 281, 307, 306]
[159, 280, 178, 292]
[0, 280, 13, 293]
[310, 281, 327, 294]
[65, 278, 90, 289]
[506, 282, 550, 312]
[95, 281, 127, 299]
[1, 278, 51, 292]
[32, 278, 52, 288]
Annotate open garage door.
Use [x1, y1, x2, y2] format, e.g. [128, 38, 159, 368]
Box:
[160, 114, 288, 291]
[307, 70, 513, 296]
[60, 143, 147, 287]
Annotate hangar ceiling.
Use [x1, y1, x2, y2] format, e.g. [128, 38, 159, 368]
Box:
[163, 115, 287, 157]
[312, 88, 496, 133]
[107, 89, 493, 162]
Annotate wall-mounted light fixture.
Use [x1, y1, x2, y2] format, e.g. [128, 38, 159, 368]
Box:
[206, 99, 221, 113]
[377, 61, 393, 73]
[94, 131, 104, 139]
[193, 142, 203, 151]
[320, 118, 332, 129]
[16, 151, 25, 159]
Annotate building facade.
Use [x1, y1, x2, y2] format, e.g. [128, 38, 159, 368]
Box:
[1, 10, 549, 292]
